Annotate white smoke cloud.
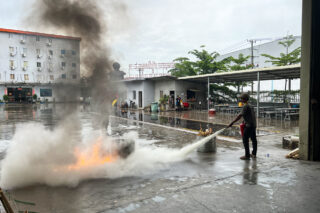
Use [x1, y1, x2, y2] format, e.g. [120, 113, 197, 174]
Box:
[0, 124, 181, 189]
[0, 120, 223, 189]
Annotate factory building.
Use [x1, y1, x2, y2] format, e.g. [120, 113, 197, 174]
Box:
[218, 36, 301, 92]
[0, 28, 81, 102]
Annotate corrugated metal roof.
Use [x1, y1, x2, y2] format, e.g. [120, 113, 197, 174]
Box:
[122, 75, 177, 82]
[178, 64, 300, 83]
[0, 28, 81, 41]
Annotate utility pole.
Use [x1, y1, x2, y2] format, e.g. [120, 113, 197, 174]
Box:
[248, 39, 256, 94]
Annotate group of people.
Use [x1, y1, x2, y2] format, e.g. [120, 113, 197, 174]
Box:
[176, 96, 183, 111]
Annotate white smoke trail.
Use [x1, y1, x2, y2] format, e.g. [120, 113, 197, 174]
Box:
[178, 128, 226, 157]
[0, 124, 224, 189]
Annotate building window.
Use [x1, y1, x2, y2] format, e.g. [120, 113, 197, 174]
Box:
[23, 61, 28, 70]
[49, 50, 53, 55]
[21, 35, 26, 43]
[72, 50, 76, 55]
[133, 90, 136, 99]
[61, 49, 66, 55]
[24, 74, 29, 81]
[40, 89, 52, 97]
[36, 49, 40, 55]
[9, 60, 16, 69]
[50, 75, 54, 80]
[9, 46, 16, 56]
[61, 74, 66, 79]
[36, 35, 40, 41]
[72, 74, 77, 79]
[22, 48, 27, 57]
[61, 62, 66, 67]
[72, 63, 76, 68]
[48, 38, 52, 43]
[9, 33, 13, 39]
[10, 74, 15, 80]
[37, 62, 41, 67]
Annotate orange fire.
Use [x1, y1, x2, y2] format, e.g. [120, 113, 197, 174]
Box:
[67, 138, 117, 170]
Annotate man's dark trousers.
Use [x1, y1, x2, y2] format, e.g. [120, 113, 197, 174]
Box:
[243, 126, 257, 157]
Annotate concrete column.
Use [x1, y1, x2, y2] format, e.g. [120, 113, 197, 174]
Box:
[300, 0, 320, 161]
[300, 0, 312, 160]
[207, 77, 210, 110]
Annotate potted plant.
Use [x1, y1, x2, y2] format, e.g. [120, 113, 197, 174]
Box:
[3, 95, 9, 103]
[159, 95, 169, 111]
[32, 94, 37, 103]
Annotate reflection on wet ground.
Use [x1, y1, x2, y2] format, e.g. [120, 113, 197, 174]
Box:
[0, 104, 317, 213]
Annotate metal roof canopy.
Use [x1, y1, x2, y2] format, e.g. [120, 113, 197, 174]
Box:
[178, 64, 300, 83]
[178, 64, 300, 119]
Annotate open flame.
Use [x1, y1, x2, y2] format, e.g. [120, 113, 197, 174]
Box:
[67, 137, 117, 170]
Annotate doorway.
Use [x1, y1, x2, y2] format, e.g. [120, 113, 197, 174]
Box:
[138, 91, 143, 108]
[7, 87, 32, 103]
[170, 90, 175, 108]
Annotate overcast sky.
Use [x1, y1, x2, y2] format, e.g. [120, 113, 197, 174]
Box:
[0, 0, 302, 74]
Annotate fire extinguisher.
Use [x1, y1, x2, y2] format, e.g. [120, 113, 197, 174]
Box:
[240, 122, 245, 137]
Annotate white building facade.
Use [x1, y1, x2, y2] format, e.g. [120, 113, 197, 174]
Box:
[124, 77, 207, 109]
[0, 28, 80, 102]
[218, 36, 301, 92]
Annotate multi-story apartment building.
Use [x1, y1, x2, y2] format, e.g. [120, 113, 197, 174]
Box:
[0, 28, 81, 102]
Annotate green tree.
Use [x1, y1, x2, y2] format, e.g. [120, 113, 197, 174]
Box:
[188, 47, 230, 74]
[229, 53, 251, 93]
[169, 57, 196, 77]
[170, 46, 237, 103]
[261, 35, 301, 66]
[229, 53, 251, 71]
[261, 35, 301, 103]
[170, 46, 231, 77]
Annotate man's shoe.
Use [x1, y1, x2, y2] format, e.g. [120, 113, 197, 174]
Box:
[251, 154, 257, 159]
[240, 156, 250, 160]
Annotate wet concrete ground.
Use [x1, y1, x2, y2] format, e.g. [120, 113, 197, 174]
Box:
[0, 104, 319, 213]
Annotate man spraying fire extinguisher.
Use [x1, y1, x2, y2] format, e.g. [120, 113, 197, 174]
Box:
[227, 93, 257, 160]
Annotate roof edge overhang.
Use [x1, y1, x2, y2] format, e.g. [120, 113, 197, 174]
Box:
[0, 28, 81, 41]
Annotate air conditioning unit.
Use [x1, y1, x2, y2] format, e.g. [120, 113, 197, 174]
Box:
[60, 54, 65, 58]
[10, 52, 16, 56]
[37, 67, 42, 71]
[37, 54, 42, 59]
[20, 39, 26, 44]
[61, 66, 65, 70]
[22, 53, 27, 57]
[10, 66, 15, 70]
[23, 67, 28, 71]
[47, 42, 52, 46]
[48, 55, 52, 59]
[48, 68, 53, 72]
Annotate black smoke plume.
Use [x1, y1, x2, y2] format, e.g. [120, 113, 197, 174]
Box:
[30, 0, 126, 117]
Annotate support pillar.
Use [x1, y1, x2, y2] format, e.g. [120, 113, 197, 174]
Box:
[257, 72, 260, 119]
[300, 0, 320, 161]
[207, 77, 210, 110]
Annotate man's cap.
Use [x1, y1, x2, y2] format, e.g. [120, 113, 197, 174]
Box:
[240, 93, 250, 101]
